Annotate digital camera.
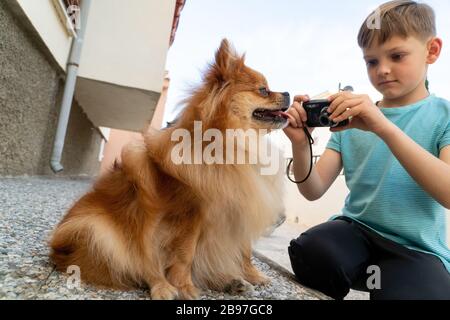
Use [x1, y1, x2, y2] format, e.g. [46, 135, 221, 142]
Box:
[303, 99, 349, 128]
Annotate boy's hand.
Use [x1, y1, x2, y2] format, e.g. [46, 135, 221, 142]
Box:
[283, 94, 315, 146]
[327, 92, 391, 136]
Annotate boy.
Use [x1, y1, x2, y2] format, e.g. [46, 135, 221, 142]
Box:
[283, 0, 450, 300]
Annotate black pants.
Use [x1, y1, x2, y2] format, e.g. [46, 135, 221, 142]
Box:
[288, 217, 450, 300]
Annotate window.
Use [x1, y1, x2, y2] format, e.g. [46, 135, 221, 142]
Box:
[52, 0, 81, 37]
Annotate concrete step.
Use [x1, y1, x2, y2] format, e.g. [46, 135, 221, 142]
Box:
[254, 221, 370, 300]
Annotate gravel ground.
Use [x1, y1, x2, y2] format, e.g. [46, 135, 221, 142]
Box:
[0, 176, 328, 300]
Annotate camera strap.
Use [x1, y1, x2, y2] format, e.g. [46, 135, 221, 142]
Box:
[286, 126, 314, 184]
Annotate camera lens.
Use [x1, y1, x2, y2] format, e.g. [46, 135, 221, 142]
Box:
[319, 107, 331, 126]
[318, 107, 340, 127]
[330, 120, 340, 128]
[319, 114, 331, 126]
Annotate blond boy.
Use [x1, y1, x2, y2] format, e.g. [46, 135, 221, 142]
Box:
[284, 1, 450, 299]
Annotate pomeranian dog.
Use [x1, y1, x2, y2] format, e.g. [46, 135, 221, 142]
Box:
[49, 39, 290, 299]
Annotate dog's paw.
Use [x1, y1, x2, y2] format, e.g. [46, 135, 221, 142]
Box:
[245, 272, 270, 286]
[150, 283, 178, 300]
[225, 279, 254, 295]
[178, 284, 200, 300]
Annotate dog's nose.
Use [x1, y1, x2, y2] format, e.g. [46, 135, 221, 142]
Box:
[282, 92, 290, 107]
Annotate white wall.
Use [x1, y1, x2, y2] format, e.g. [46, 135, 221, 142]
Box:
[78, 0, 176, 92]
[283, 175, 347, 230]
[17, 0, 72, 70]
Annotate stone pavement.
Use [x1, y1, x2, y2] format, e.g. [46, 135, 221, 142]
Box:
[0, 176, 329, 300]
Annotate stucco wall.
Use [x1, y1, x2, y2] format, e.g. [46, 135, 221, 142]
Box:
[0, 1, 101, 176]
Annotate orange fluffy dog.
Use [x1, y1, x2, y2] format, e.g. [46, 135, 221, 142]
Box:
[49, 39, 290, 299]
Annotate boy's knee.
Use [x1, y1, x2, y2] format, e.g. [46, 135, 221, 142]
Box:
[288, 232, 351, 300]
[288, 232, 343, 276]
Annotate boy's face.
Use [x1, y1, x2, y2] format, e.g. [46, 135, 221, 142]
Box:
[363, 36, 430, 100]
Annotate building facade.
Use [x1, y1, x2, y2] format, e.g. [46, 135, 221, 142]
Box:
[0, 0, 182, 176]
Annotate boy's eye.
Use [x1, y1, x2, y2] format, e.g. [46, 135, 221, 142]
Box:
[259, 87, 270, 97]
[366, 59, 378, 67]
[391, 53, 405, 61]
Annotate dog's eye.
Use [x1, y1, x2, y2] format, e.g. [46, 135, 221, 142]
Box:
[259, 87, 270, 97]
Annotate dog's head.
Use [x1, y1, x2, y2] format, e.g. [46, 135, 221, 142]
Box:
[188, 39, 290, 131]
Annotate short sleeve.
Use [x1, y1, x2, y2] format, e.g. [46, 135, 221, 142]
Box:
[438, 120, 450, 151]
[326, 132, 341, 153]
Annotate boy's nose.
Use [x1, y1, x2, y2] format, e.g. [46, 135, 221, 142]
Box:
[377, 63, 391, 76]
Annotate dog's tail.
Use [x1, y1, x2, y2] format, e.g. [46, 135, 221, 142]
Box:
[48, 210, 128, 288]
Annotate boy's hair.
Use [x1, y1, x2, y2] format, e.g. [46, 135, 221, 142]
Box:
[358, 0, 436, 48]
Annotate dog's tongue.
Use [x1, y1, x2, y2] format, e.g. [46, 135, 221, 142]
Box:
[271, 111, 289, 119]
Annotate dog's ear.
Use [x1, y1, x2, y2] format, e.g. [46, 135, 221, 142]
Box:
[211, 39, 245, 83]
[215, 39, 236, 71]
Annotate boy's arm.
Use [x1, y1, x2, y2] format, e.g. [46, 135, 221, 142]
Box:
[292, 144, 343, 201]
[285, 94, 343, 201]
[378, 124, 450, 209]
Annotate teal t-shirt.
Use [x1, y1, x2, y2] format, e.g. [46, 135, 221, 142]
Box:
[326, 94, 450, 273]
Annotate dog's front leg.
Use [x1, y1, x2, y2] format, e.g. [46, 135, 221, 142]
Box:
[142, 251, 178, 300]
[242, 244, 270, 286]
[165, 222, 202, 300]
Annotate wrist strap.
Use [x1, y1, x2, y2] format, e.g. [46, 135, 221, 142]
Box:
[286, 127, 315, 184]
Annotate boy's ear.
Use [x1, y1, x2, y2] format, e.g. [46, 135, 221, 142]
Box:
[426, 37, 443, 65]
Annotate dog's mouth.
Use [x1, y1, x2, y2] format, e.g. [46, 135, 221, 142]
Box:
[252, 107, 289, 123]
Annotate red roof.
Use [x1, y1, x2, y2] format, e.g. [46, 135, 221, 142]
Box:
[169, 0, 186, 46]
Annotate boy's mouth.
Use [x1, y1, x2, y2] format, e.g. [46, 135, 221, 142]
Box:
[378, 80, 398, 86]
[252, 107, 289, 123]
